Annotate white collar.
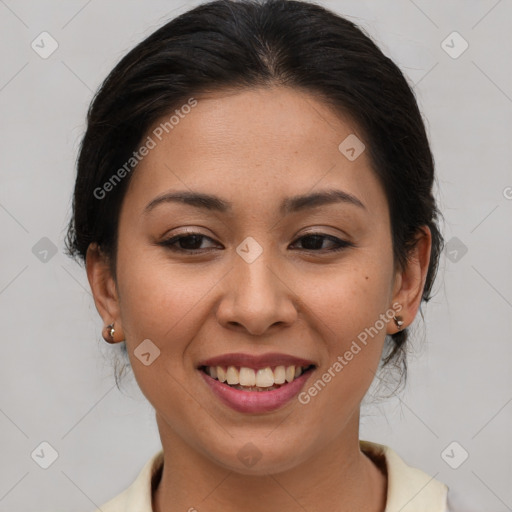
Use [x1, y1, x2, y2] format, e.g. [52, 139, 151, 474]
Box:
[95, 440, 448, 512]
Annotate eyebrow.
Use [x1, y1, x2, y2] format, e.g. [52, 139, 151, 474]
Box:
[143, 188, 366, 216]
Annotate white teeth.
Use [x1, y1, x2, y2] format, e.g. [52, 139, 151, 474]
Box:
[216, 366, 227, 382]
[274, 365, 286, 384]
[204, 364, 311, 387]
[285, 365, 295, 383]
[226, 366, 239, 385]
[239, 367, 256, 386]
[255, 367, 274, 387]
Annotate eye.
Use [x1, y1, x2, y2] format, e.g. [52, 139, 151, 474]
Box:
[158, 233, 220, 253]
[290, 233, 353, 253]
[158, 232, 353, 254]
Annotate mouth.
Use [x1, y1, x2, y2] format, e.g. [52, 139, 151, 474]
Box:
[198, 364, 316, 392]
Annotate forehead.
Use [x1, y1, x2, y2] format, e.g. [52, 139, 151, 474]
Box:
[123, 86, 386, 217]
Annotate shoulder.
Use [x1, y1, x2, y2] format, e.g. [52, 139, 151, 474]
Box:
[360, 439, 448, 512]
[90, 449, 164, 512]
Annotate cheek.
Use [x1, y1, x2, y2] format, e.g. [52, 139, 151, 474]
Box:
[115, 242, 227, 377]
[114, 243, 182, 354]
[114, 250, 204, 407]
[304, 258, 394, 336]
[302, 257, 394, 390]
[116, 235, 197, 321]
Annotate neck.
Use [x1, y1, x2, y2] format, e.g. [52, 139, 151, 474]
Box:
[152, 412, 387, 512]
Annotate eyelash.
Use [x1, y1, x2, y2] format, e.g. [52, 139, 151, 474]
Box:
[158, 232, 354, 254]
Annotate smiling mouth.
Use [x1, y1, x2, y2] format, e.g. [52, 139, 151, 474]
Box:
[199, 364, 316, 391]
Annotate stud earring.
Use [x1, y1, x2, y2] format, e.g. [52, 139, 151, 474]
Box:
[393, 315, 404, 332]
[103, 322, 117, 343]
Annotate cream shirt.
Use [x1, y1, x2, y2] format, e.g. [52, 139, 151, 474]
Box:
[92, 440, 458, 512]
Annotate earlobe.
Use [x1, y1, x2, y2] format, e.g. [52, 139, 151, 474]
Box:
[389, 227, 432, 334]
[86, 243, 124, 340]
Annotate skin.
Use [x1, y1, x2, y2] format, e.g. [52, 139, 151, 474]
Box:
[86, 86, 431, 512]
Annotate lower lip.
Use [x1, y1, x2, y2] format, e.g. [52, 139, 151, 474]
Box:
[199, 368, 314, 413]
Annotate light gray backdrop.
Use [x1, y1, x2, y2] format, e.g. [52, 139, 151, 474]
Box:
[1, 0, 511, 511]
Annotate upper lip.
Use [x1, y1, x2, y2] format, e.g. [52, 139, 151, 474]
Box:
[197, 352, 316, 370]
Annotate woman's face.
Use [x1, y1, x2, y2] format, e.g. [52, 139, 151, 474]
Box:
[89, 86, 426, 474]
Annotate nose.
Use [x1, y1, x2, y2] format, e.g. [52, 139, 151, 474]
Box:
[215, 250, 298, 336]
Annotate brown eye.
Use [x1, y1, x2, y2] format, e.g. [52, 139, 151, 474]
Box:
[158, 232, 353, 255]
[159, 233, 220, 253]
[291, 233, 353, 253]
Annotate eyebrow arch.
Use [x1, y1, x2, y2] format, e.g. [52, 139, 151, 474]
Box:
[143, 188, 366, 216]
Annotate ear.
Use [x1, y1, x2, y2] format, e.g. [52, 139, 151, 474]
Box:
[86, 243, 124, 340]
[388, 226, 432, 333]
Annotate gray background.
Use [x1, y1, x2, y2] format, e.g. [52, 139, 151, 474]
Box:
[0, 0, 511, 510]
